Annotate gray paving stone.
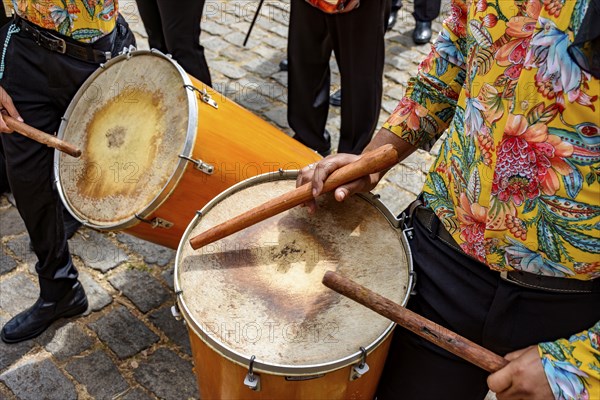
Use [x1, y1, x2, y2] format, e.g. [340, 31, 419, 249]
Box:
[242, 58, 281, 78]
[373, 184, 418, 217]
[162, 267, 174, 290]
[88, 306, 159, 359]
[0, 359, 76, 400]
[210, 60, 247, 80]
[79, 271, 113, 314]
[0, 246, 16, 276]
[108, 268, 169, 313]
[264, 105, 289, 130]
[116, 234, 174, 267]
[149, 306, 191, 355]
[0, 274, 38, 317]
[70, 230, 128, 273]
[119, 387, 154, 400]
[202, 19, 232, 36]
[44, 323, 93, 361]
[0, 207, 26, 238]
[65, 350, 128, 399]
[202, 36, 229, 53]
[270, 70, 287, 87]
[133, 348, 198, 400]
[4, 235, 36, 267]
[261, 34, 287, 50]
[0, 317, 35, 372]
[386, 165, 427, 196]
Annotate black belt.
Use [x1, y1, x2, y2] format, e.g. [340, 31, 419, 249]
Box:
[14, 16, 113, 63]
[409, 200, 600, 294]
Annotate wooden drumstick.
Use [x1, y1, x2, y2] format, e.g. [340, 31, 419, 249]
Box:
[3, 115, 82, 158]
[189, 144, 399, 250]
[322, 271, 509, 373]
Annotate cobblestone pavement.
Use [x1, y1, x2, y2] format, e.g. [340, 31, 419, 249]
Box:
[1, 1, 497, 399]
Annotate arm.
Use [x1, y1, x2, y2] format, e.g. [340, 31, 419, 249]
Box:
[488, 322, 600, 400]
[0, 85, 23, 133]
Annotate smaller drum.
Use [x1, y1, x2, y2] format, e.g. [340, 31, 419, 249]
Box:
[175, 172, 414, 399]
[55, 50, 320, 248]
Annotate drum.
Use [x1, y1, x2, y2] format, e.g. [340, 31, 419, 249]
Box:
[175, 172, 414, 399]
[55, 50, 321, 248]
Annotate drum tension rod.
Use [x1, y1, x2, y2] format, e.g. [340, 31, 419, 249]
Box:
[350, 347, 370, 381]
[184, 84, 219, 109]
[179, 155, 214, 175]
[243, 355, 261, 391]
[134, 214, 174, 229]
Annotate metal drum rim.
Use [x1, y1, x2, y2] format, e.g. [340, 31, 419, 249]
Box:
[54, 49, 199, 230]
[174, 171, 414, 376]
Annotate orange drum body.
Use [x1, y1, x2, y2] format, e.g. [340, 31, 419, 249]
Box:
[175, 172, 414, 399]
[55, 50, 320, 248]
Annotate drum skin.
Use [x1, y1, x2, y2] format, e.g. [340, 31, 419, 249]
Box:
[56, 51, 320, 249]
[175, 174, 413, 399]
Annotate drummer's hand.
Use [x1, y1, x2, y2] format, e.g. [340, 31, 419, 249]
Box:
[0, 86, 23, 133]
[296, 153, 382, 214]
[487, 346, 553, 400]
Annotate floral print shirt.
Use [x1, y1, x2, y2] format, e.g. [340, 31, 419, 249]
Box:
[383, 0, 599, 397]
[12, 0, 117, 42]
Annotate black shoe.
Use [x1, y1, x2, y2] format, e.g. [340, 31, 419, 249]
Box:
[330, 89, 341, 107]
[387, 7, 401, 31]
[318, 130, 332, 157]
[413, 21, 432, 45]
[279, 59, 288, 72]
[1, 282, 88, 343]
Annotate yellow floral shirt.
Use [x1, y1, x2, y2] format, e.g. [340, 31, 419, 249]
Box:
[13, 0, 117, 42]
[383, 0, 599, 397]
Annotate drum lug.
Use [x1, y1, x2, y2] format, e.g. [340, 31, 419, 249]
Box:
[184, 84, 219, 109]
[244, 356, 261, 391]
[170, 304, 182, 321]
[179, 155, 215, 175]
[135, 214, 174, 229]
[350, 347, 370, 381]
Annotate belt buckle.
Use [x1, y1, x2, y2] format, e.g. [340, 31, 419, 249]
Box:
[40, 31, 67, 54]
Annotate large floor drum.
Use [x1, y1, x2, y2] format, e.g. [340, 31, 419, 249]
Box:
[175, 172, 414, 399]
[55, 50, 320, 248]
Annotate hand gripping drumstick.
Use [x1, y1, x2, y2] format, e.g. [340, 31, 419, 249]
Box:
[189, 144, 399, 250]
[2, 115, 82, 158]
[322, 271, 509, 373]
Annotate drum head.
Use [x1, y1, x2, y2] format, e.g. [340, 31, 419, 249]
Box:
[56, 51, 196, 229]
[176, 174, 411, 375]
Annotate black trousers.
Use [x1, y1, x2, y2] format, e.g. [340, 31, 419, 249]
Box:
[135, 0, 211, 86]
[0, 19, 134, 301]
[287, 0, 390, 155]
[393, 0, 441, 22]
[375, 207, 600, 399]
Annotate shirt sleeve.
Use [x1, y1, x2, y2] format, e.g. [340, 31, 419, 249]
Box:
[382, 0, 469, 151]
[538, 321, 600, 400]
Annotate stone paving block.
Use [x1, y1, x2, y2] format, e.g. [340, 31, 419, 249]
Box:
[0, 246, 17, 276]
[403, 150, 435, 174]
[162, 267, 175, 290]
[242, 58, 281, 79]
[119, 387, 154, 400]
[4, 235, 36, 267]
[270, 70, 287, 87]
[264, 105, 289, 130]
[108, 268, 169, 314]
[373, 184, 418, 217]
[89, 306, 159, 359]
[44, 323, 93, 361]
[202, 19, 232, 36]
[79, 271, 113, 314]
[220, 45, 258, 65]
[269, 24, 288, 38]
[0, 317, 35, 372]
[261, 34, 287, 51]
[0, 358, 76, 400]
[385, 69, 413, 86]
[116, 234, 174, 267]
[202, 36, 229, 53]
[149, 306, 191, 355]
[65, 350, 128, 399]
[382, 98, 401, 115]
[0, 274, 38, 317]
[252, 45, 279, 62]
[133, 348, 198, 400]
[0, 207, 26, 238]
[70, 230, 128, 273]
[387, 165, 427, 196]
[210, 60, 247, 80]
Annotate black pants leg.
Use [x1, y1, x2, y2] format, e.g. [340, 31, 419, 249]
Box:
[375, 210, 600, 399]
[413, 0, 441, 22]
[136, 0, 211, 86]
[0, 22, 133, 301]
[288, 0, 389, 155]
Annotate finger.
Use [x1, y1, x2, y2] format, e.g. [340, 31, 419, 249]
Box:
[0, 92, 23, 122]
[0, 114, 11, 133]
[333, 176, 372, 202]
[487, 362, 514, 394]
[311, 155, 358, 197]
